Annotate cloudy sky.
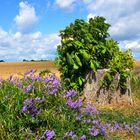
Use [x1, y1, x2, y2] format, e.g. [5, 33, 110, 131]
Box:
[0, 0, 139, 61]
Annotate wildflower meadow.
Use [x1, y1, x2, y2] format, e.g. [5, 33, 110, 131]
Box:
[0, 69, 140, 140]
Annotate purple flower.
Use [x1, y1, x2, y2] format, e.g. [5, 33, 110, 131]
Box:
[89, 127, 100, 136]
[25, 136, 30, 140]
[35, 96, 45, 103]
[24, 99, 33, 105]
[30, 69, 36, 74]
[67, 98, 83, 109]
[87, 119, 92, 124]
[63, 131, 77, 139]
[132, 125, 139, 134]
[49, 89, 58, 95]
[30, 106, 38, 117]
[123, 123, 130, 130]
[22, 106, 28, 112]
[43, 130, 55, 140]
[92, 119, 101, 125]
[23, 84, 34, 93]
[79, 135, 86, 140]
[0, 77, 2, 83]
[30, 75, 42, 81]
[9, 75, 13, 81]
[65, 89, 77, 97]
[114, 122, 121, 129]
[98, 123, 111, 135]
[18, 83, 22, 88]
[82, 103, 98, 115]
[24, 70, 31, 76]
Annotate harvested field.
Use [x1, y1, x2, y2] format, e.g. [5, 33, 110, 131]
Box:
[0, 60, 139, 79]
[0, 61, 59, 79]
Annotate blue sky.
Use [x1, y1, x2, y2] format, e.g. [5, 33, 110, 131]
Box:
[0, 0, 140, 61]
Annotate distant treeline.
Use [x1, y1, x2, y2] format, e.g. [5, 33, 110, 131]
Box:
[22, 59, 51, 62]
[0, 60, 4, 62]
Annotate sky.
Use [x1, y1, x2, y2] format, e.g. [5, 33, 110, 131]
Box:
[0, 0, 140, 61]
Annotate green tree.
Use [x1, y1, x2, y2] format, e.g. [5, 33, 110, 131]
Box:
[56, 16, 134, 91]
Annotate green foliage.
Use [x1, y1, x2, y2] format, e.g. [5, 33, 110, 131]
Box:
[56, 16, 134, 91]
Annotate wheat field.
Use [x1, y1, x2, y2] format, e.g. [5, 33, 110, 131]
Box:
[0, 60, 139, 79]
[0, 61, 59, 79]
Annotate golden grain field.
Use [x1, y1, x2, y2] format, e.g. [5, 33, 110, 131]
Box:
[0, 60, 139, 80]
[0, 61, 59, 79]
[134, 60, 140, 75]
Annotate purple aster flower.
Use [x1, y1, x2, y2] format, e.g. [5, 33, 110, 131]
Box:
[23, 84, 34, 93]
[63, 131, 77, 139]
[23, 99, 33, 105]
[67, 131, 73, 136]
[79, 135, 86, 140]
[30, 69, 36, 74]
[49, 88, 58, 95]
[35, 97, 41, 102]
[114, 122, 121, 129]
[0, 77, 2, 83]
[22, 106, 28, 112]
[30, 75, 42, 81]
[132, 125, 139, 134]
[123, 122, 130, 130]
[30, 106, 38, 117]
[9, 75, 13, 81]
[82, 103, 98, 115]
[65, 89, 77, 97]
[92, 119, 101, 125]
[67, 98, 83, 109]
[43, 130, 55, 140]
[89, 127, 100, 136]
[24, 70, 31, 76]
[25, 136, 30, 140]
[18, 83, 22, 88]
[87, 119, 92, 124]
[98, 123, 111, 136]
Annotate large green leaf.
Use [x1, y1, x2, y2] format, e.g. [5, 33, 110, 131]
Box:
[90, 61, 96, 70]
[75, 54, 82, 66]
[79, 50, 90, 61]
[73, 63, 79, 70]
[66, 53, 74, 66]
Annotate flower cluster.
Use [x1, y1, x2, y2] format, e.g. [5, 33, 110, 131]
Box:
[22, 97, 44, 117]
[67, 98, 83, 109]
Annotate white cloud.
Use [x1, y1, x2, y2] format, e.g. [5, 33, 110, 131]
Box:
[124, 41, 140, 50]
[0, 28, 60, 61]
[14, 1, 38, 33]
[55, 0, 76, 9]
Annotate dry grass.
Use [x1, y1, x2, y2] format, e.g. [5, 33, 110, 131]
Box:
[0, 61, 60, 79]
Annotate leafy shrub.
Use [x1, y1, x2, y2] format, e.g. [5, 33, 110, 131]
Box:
[56, 16, 134, 91]
[0, 70, 139, 139]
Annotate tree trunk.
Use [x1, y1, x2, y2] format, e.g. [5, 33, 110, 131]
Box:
[83, 69, 132, 105]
